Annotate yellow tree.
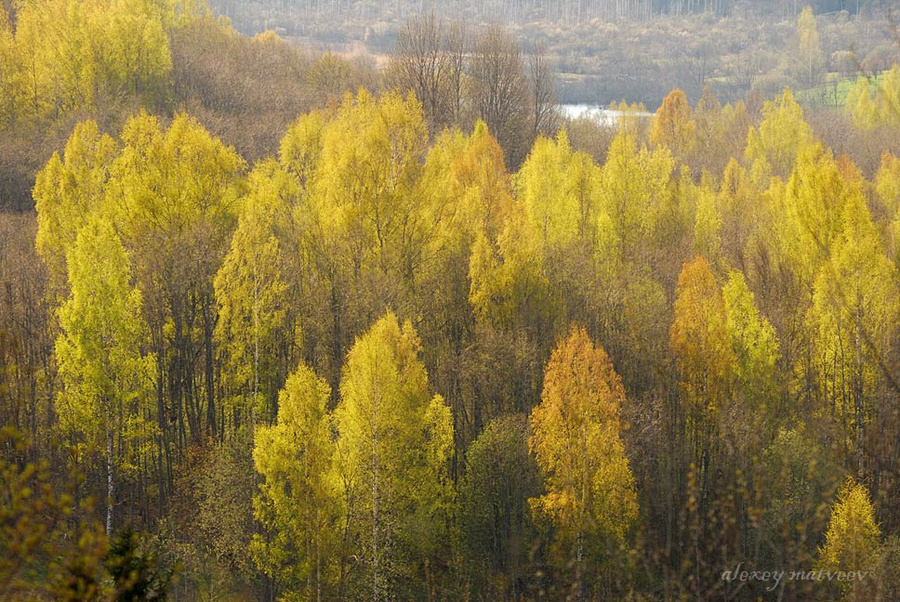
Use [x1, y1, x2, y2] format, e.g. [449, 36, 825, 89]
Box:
[529, 327, 638, 596]
[214, 160, 293, 429]
[808, 192, 898, 462]
[818, 478, 881, 599]
[468, 205, 559, 339]
[670, 257, 735, 490]
[875, 65, 900, 126]
[0, 6, 18, 124]
[650, 89, 696, 158]
[99, 0, 173, 107]
[796, 6, 824, 89]
[693, 179, 723, 269]
[332, 312, 453, 600]
[34, 120, 119, 298]
[782, 144, 849, 288]
[745, 88, 815, 178]
[313, 89, 427, 278]
[252, 362, 336, 601]
[415, 122, 515, 449]
[875, 151, 900, 263]
[846, 77, 878, 130]
[55, 215, 156, 536]
[517, 130, 598, 248]
[104, 111, 245, 445]
[722, 270, 780, 431]
[596, 131, 674, 261]
[305, 90, 429, 388]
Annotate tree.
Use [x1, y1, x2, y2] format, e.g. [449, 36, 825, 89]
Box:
[818, 479, 881, 599]
[214, 160, 293, 429]
[34, 120, 119, 298]
[517, 130, 597, 249]
[722, 270, 780, 422]
[0, 427, 108, 599]
[252, 362, 336, 601]
[529, 326, 638, 597]
[468, 206, 559, 340]
[105, 527, 172, 602]
[846, 77, 878, 130]
[99, 0, 173, 108]
[650, 89, 695, 157]
[332, 312, 453, 600]
[387, 12, 467, 134]
[808, 192, 898, 462]
[459, 414, 540, 599]
[745, 88, 815, 178]
[796, 6, 824, 89]
[55, 215, 156, 536]
[669, 257, 734, 496]
[527, 42, 559, 141]
[104, 111, 245, 449]
[596, 131, 674, 261]
[469, 24, 530, 170]
[693, 182, 723, 267]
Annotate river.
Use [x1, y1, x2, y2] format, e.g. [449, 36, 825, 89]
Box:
[559, 104, 654, 124]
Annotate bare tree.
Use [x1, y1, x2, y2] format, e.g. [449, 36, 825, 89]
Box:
[387, 12, 468, 133]
[469, 24, 530, 170]
[528, 42, 560, 141]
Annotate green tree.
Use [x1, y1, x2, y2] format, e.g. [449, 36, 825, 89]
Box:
[459, 414, 540, 599]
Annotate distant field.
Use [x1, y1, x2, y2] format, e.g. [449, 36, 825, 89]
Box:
[795, 70, 887, 108]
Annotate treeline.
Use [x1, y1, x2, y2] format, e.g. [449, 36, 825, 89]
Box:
[211, 0, 890, 27]
[4, 75, 900, 598]
[0, 0, 377, 211]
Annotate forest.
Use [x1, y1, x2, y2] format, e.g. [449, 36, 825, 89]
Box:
[2, 0, 900, 600]
[210, 0, 900, 108]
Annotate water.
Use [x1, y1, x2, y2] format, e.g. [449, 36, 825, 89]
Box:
[559, 104, 654, 124]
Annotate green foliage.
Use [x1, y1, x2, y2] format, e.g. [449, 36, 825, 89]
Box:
[106, 526, 173, 602]
[459, 414, 540, 598]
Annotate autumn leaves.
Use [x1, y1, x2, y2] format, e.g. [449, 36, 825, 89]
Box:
[29, 75, 900, 597]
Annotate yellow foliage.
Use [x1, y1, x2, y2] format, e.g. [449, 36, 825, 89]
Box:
[529, 327, 638, 557]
